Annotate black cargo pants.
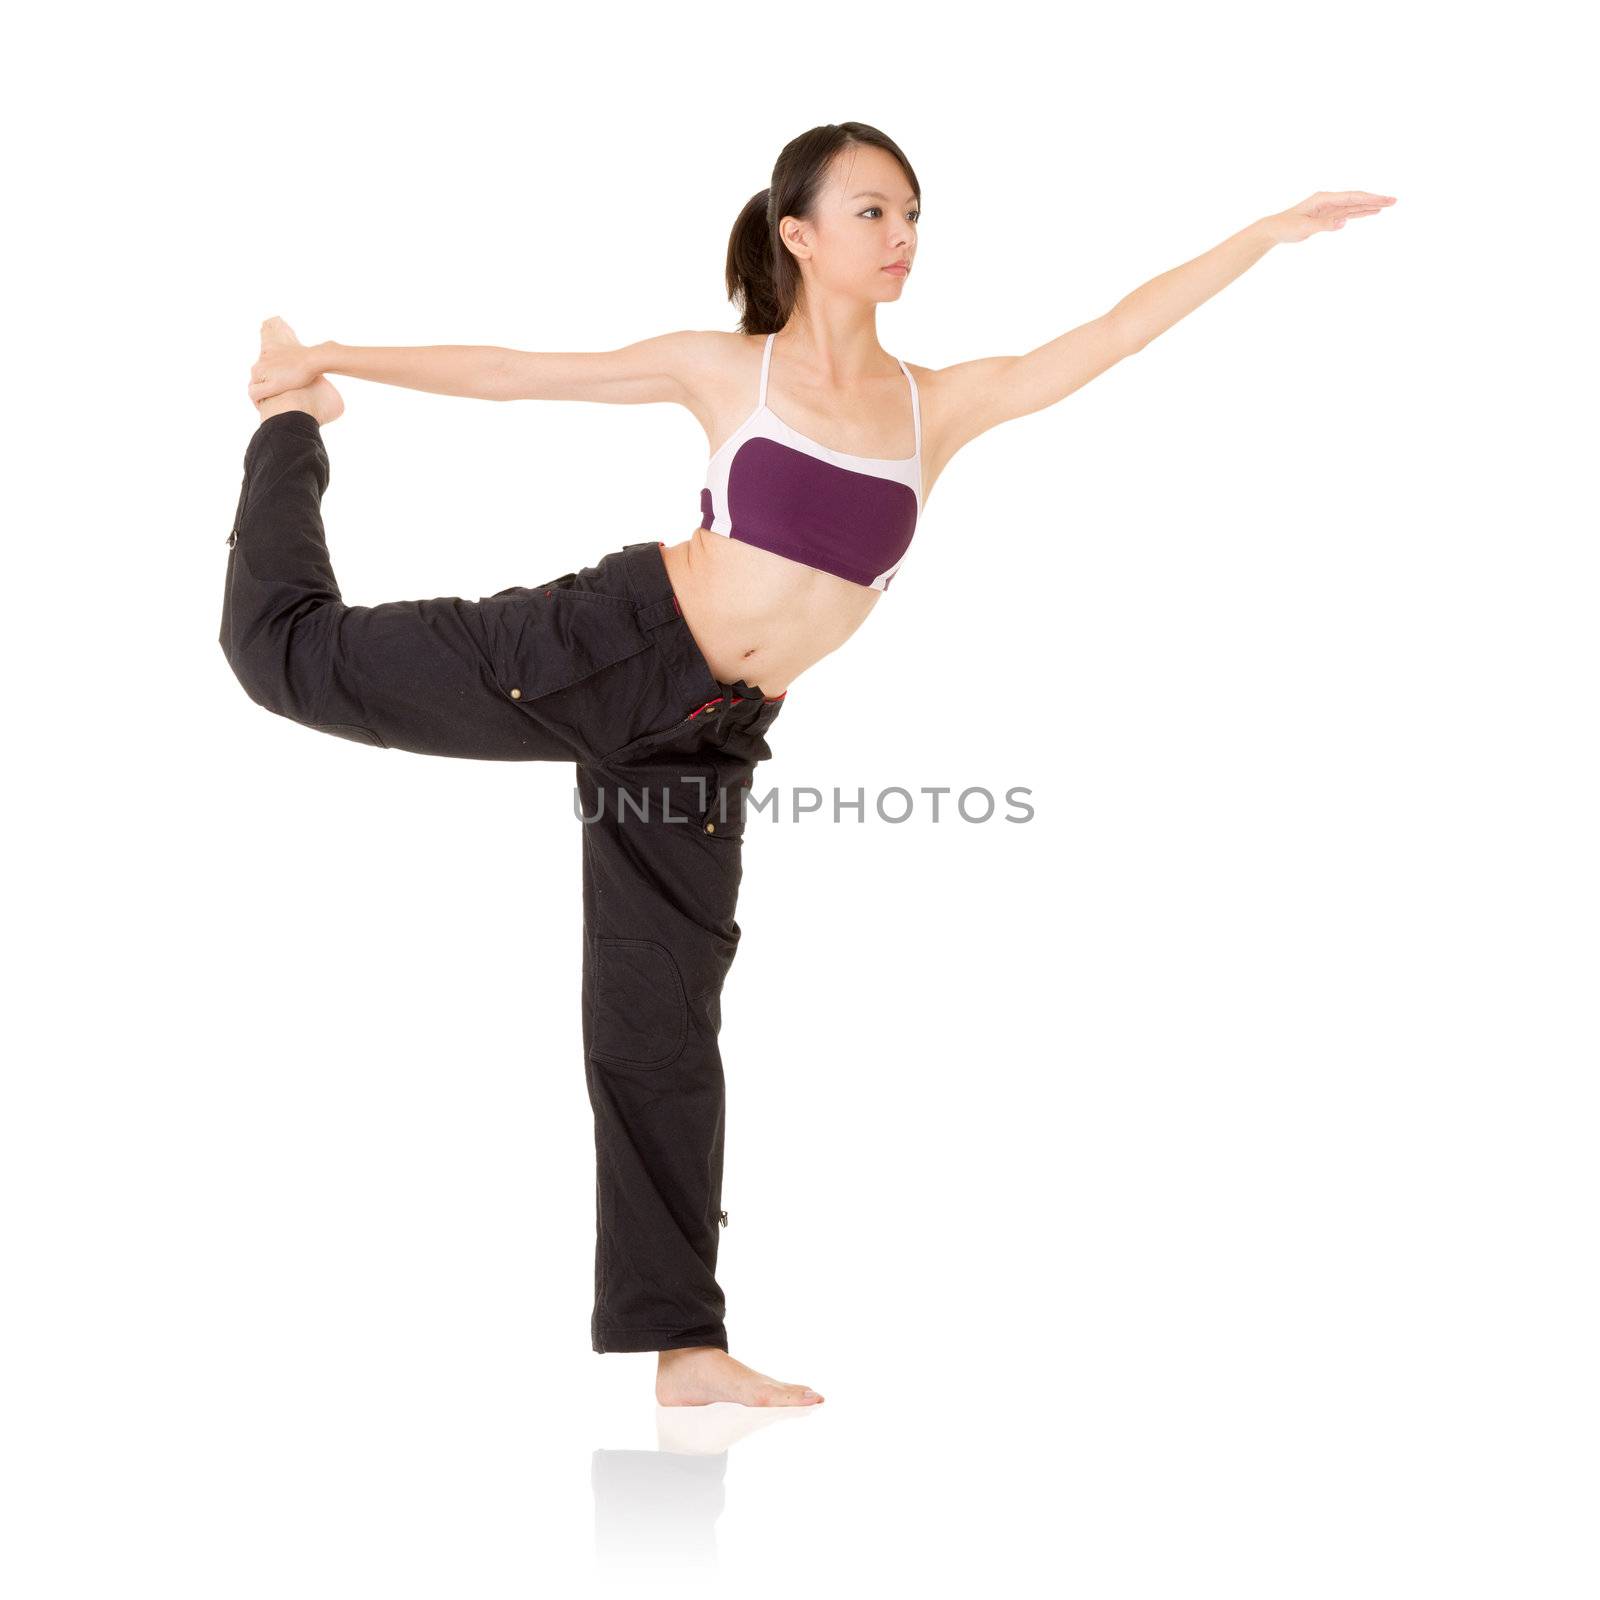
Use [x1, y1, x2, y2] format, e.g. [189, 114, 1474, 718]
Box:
[219, 408, 786, 1353]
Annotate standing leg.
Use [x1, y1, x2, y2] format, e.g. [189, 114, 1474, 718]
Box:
[576, 693, 825, 1415]
[577, 749, 747, 1353]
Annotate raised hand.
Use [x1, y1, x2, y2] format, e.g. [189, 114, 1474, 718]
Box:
[247, 316, 344, 426]
[1262, 191, 1398, 244]
[247, 316, 325, 402]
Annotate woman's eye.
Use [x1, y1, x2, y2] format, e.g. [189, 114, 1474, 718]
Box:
[862, 208, 921, 222]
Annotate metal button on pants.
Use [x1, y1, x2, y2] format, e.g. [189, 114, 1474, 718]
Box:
[220, 408, 787, 1353]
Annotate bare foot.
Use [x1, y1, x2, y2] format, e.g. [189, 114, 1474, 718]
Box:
[656, 1347, 824, 1407]
[256, 376, 344, 427]
[251, 316, 343, 426]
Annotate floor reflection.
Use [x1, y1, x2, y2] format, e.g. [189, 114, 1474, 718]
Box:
[592, 1403, 820, 1570]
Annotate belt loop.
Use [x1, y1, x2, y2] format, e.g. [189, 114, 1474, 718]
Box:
[620, 542, 680, 631]
[635, 597, 679, 631]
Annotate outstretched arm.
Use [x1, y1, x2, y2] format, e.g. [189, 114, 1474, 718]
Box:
[1105, 190, 1396, 352]
[932, 191, 1397, 458]
[248, 328, 715, 406]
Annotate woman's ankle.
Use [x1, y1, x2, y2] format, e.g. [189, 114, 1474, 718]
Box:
[256, 399, 315, 423]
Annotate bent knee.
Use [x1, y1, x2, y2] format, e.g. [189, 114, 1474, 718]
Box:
[219, 603, 343, 730]
[219, 628, 310, 724]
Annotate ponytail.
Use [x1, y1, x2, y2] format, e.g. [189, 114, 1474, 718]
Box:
[725, 186, 783, 335]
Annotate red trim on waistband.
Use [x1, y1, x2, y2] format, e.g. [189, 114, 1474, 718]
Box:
[685, 688, 785, 717]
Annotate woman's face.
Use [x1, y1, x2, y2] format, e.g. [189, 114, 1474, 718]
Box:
[783, 146, 919, 303]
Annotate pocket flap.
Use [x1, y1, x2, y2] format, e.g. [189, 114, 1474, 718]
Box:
[480, 582, 648, 703]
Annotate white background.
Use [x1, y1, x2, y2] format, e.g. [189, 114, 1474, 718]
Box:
[6, 1, 1596, 1595]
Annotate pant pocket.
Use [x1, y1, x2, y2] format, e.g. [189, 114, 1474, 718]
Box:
[590, 937, 689, 1070]
[694, 753, 759, 841]
[480, 583, 650, 705]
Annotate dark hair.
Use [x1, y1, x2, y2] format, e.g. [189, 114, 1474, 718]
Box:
[725, 122, 920, 336]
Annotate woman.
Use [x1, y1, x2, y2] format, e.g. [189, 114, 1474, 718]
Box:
[225, 121, 1395, 1407]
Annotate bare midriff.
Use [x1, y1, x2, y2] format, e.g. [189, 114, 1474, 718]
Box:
[658, 526, 883, 700]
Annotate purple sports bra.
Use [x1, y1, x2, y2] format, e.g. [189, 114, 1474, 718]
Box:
[698, 332, 923, 591]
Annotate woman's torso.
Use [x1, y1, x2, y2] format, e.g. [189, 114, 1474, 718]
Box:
[660, 331, 939, 699]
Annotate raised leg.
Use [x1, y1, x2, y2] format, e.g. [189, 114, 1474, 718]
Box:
[220, 409, 575, 761]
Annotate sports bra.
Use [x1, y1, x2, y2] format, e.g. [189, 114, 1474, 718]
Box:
[698, 331, 922, 592]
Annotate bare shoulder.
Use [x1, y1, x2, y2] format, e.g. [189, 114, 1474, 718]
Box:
[667, 330, 763, 437]
[901, 317, 1132, 490]
[897, 355, 1016, 490]
[900, 353, 1013, 424]
[669, 329, 759, 408]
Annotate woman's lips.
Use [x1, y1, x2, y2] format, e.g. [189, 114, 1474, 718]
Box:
[883, 265, 909, 276]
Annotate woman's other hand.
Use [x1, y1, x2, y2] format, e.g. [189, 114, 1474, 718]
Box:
[247, 316, 325, 401]
[1261, 191, 1397, 244]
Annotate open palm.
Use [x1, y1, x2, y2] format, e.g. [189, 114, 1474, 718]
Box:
[1266, 190, 1397, 243]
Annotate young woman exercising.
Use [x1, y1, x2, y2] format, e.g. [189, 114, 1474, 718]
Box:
[226, 119, 1394, 1406]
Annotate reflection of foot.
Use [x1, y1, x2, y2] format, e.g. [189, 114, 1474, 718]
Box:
[256, 376, 344, 428]
[656, 1399, 816, 1457]
[656, 1346, 824, 1407]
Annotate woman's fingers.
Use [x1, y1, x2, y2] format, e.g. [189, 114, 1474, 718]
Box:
[248, 325, 319, 398]
[1319, 193, 1397, 217]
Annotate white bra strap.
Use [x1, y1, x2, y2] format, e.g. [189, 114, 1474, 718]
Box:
[897, 356, 922, 456]
[759, 331, 776, 407]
